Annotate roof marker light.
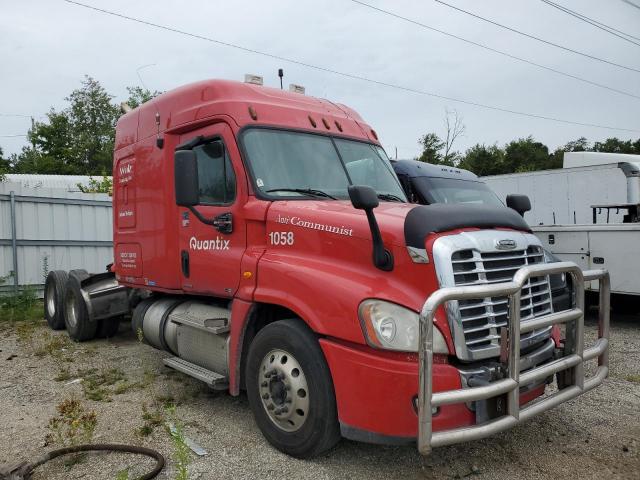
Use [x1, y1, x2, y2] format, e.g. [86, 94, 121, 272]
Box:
[322, 118, 331, 130]
[308, 115, 317, 128]
[289, 84, 305, 94]
[244, 74, 263, 86]
[248, 106, 258, 120]
[335, 121, 343, 132]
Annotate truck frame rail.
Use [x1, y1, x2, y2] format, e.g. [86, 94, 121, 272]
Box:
[418, 262, 610, 454]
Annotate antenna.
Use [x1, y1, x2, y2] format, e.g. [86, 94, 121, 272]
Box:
[278, 68, 284, 90]
[136, 63, 163, 148]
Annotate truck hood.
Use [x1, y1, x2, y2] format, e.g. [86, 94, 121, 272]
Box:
[267, 201, 531, 247]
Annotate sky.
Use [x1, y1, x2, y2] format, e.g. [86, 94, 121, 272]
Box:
[1, 0, 639, 160]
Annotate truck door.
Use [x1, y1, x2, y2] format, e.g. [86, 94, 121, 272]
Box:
[177, 123, 246, 297]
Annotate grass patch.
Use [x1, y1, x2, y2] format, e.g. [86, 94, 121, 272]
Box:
[625, 374, 640, 383]
[45, 398, 97, 467]
[81, 367, 127, 402]
[0, 287, 41, 323]
[34, 331, 73, 359]
[137, 402, 167, 437]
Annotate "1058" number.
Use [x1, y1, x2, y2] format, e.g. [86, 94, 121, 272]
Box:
[269, 231, 295, 246]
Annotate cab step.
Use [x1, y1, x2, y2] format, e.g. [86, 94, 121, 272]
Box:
[163, 357, 228, 389]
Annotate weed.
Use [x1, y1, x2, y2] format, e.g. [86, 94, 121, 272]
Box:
[45, 398, 97, 466]
[626, 374, 640, 383]
[54, 367, 73, 382]
[0, 286, 40, 322]
[115, 469, 130, 480]
[14, 322, 37, 343]
[136, 327, 144, 343]
[165, 405, 191, 480]
[34, 331, 73, 359]
[137, 402, 166, 437]
[81, 367, 126, 402]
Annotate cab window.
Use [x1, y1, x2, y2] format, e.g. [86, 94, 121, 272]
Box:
[193, 141, 236, 205]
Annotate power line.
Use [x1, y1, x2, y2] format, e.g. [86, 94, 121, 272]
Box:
[61, 0, 639, 133]
[434, 0, 640, 66]
[540, 0, 640, 46]
[350, 0, 640, 101]
[0, 134, 28, 138]
[0, 114, 32, 118]
[621, 0, 640, 12]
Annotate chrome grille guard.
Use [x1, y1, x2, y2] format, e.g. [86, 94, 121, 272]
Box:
[417, 262, 610, 455]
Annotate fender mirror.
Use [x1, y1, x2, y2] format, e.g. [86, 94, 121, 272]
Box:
[174, 150, 199, 207]
[506, 194, 531, 217]
[348, 185, 393, 271]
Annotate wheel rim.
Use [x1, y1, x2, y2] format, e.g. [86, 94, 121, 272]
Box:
[46, 282, 56, 318]
[258, 349, 309, 432]
[65, 293, 78, 329]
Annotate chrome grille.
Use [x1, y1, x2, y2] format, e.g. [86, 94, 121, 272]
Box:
[451, 246, 553, 352]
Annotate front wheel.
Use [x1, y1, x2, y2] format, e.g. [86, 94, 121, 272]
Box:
[245, 319, 340, 458]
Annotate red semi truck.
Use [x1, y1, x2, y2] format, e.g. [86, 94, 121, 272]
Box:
[43, 78, 611, 458]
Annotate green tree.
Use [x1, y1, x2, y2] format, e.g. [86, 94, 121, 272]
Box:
[416, 132, 447, 164]
[125, 86, 162, 109]
[0, 146, 8, 180]
[550, 137, 590, 168]
[503, 136, 551, 172]
[458, 144, 505, 176]
[593, 137, 639, 154]
[11, 76, 119, 175]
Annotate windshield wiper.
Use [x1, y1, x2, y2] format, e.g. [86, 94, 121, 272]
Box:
[377, 193, 405, 202]
[265, 188, 338, 200]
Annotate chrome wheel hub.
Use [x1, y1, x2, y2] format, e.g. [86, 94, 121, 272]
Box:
[65, 294, 77, 328]
[258, 349, 309, 432]
[46, 282, 56, 317]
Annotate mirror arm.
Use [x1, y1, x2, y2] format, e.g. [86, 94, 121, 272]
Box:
[187, 207, 233, 234]
[364, 209, 394, 271]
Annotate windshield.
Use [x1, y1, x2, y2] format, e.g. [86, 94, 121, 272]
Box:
[241, 129, 407, 201]
[412, 177, 503, 207]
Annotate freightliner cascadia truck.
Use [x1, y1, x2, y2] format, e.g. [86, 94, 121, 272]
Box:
[43, 77, 611, 458]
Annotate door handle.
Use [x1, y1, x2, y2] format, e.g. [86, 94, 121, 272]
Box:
[213, 212, 233, 234]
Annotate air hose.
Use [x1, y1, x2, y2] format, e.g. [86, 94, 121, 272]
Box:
[0, 443, 165, 480]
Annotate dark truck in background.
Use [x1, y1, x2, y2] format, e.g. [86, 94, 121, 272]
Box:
[392, 160, 572, 312]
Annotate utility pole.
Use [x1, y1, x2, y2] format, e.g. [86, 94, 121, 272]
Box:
[31, 116, 37, 169]
[278, 69, 284, 90]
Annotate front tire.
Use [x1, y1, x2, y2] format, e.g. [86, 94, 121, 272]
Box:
[245, 319, 340, 458]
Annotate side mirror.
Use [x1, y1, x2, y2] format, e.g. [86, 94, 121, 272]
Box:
[174, 150, 199, 207]
[506, 194, 531, 217]
[348, 184, 379, 210]
[348, 185, 393, 271]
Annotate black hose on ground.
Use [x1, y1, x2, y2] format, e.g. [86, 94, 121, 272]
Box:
[0, 443, 165, 480]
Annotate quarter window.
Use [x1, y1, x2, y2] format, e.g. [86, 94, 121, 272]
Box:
[193, 141, 236, 204]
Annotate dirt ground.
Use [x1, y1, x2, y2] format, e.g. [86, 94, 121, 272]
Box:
[0, 308, 638, 480]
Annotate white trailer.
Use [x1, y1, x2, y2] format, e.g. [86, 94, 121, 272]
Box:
[484, 153, 640, 307]
[482, 152, 636, 226]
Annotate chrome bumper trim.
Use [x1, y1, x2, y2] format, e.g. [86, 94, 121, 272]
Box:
[418, 263, 610, 454]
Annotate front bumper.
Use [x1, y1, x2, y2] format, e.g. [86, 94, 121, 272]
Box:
[418, 262, 610, 454]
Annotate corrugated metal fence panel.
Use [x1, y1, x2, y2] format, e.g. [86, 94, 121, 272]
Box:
[0, 181, 113, 293]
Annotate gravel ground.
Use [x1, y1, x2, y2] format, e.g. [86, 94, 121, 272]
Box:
[0, 308, 638, 480]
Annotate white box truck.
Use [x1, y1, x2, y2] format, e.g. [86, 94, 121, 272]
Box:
[484, 153, 640, 313]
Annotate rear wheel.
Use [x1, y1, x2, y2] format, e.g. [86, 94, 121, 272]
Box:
[44, 270, 68, 330]
[64, 275, 97, 342]
[245, 319, 340, 458]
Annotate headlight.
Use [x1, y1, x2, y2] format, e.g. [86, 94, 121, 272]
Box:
[358, 299, 449, 354]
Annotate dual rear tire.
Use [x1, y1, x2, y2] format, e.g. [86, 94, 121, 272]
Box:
[44, 269, 120, 341]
